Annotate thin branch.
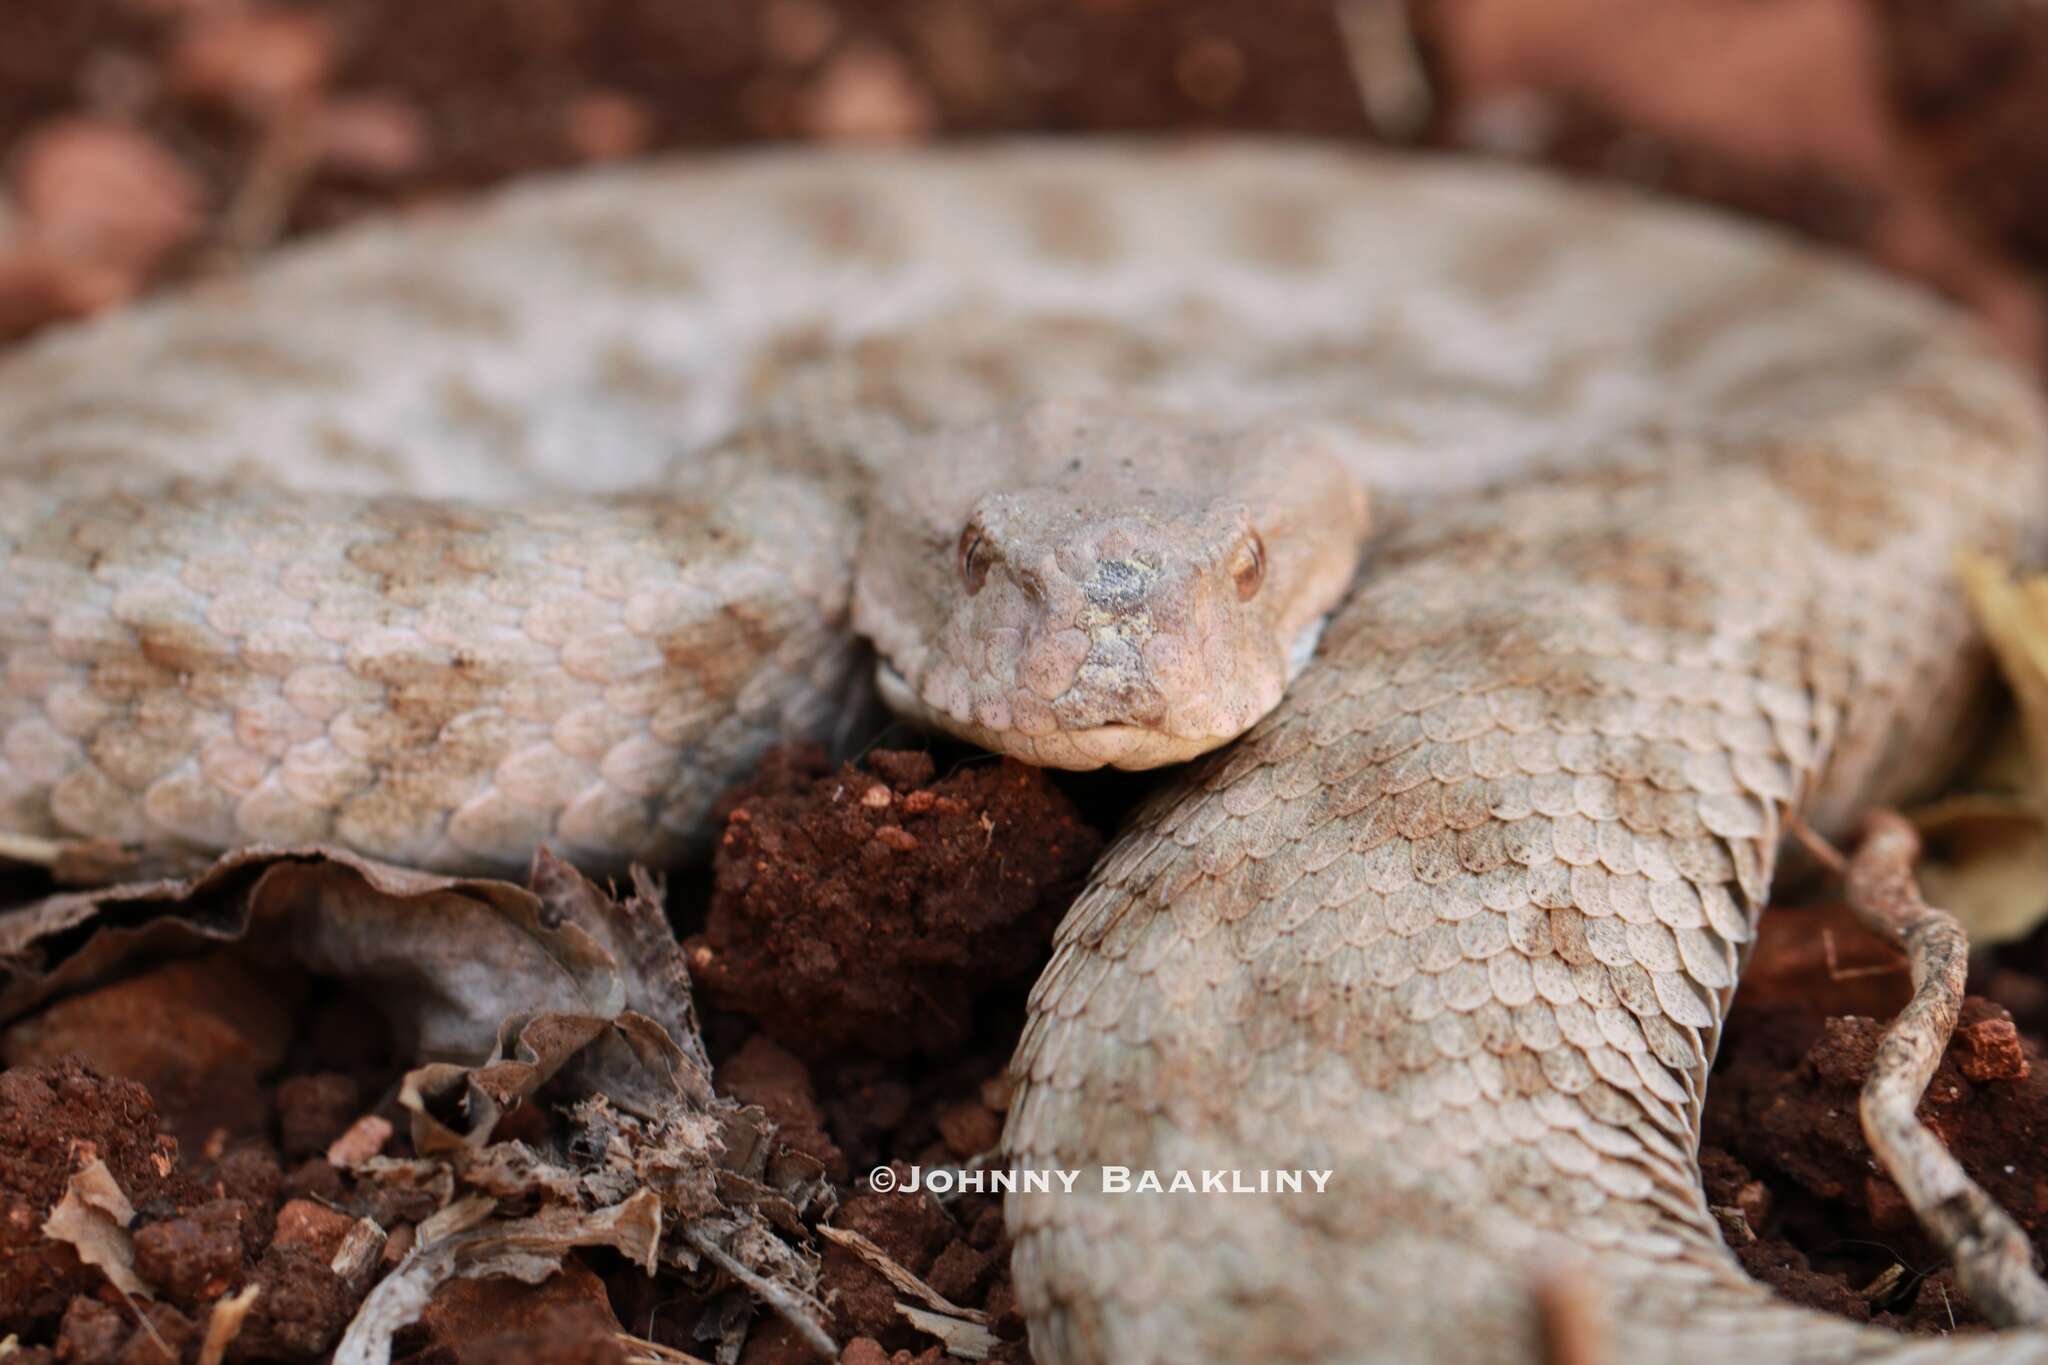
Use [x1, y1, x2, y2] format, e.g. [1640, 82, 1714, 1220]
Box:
[1333, 0, 1433, 141]
[817, 1223, 990, 1322]
[1845, 810, 2048, 1327]
[679, 1224, 837, 1361]
[1787, 813, 1848, 877]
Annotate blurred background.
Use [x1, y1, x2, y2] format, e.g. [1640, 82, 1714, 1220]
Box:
[2, 0, 2045, 365]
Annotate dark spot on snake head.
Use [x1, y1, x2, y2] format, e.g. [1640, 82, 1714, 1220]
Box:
[1087, 557, 1149, 611]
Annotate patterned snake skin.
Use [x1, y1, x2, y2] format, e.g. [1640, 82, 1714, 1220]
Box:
[2, 144, 2045, 1361]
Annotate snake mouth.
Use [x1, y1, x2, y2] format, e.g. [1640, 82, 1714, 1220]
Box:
[871, 658, 1231, 770]
[870, 613, 1330, 771]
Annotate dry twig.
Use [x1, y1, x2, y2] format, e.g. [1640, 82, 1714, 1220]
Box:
[196, 1283, 261, 1365]
[817, 1223, 991, 1323]
[1845, 810, 2048, 1326]
[680, 1224, 837, 1360]
[1334, 0, 1433, 141]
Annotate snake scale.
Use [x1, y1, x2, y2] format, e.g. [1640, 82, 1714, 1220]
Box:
[3, 142, 2046, 1362]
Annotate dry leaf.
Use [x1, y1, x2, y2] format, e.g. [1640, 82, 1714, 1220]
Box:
[40, 1158, 149, 1299]
[3, 846, 835, 1357]
[333, 1191, 663, 1365]
[1906, 554, 2048, 942]
[897, 1303, 1001, 1360]
[0, 845, 708, 1067]
[1914, 789, 2048, 945]
[1959, 551, 2048, 787]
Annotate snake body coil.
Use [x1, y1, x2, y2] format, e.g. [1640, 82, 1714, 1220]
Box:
[2, 144, 2043, 1362]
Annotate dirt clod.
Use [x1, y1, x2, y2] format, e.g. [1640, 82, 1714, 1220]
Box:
[819, 1184, 959, 1344]
[53, 1297, 130, 1364]
[934, 1101, 1000, 1161]
[689, 747, 1100, 1060]
[1956, 1002, 2031, 1083]
[925, 1238, 992, 1303]
[417, 1260, 626, 1365]
[1705, 986, 2048, 1330]
[132, 1198, 246, 1306]
[234, 1242, 353, 1361]
[0, 1060, 181, 1333]
[270, 1197, 355, 1261]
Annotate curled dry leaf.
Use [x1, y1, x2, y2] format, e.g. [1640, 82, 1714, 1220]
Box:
[1911, 553, 2048, 943]
[1, 844, 837, 1358]
[1914, 786, 2048, 945]
[1957, 552, 2048, 781]
[39, 1158, 149, 1300]
[0, 845, 706, 1063]
[333, 1190, 662, 1365]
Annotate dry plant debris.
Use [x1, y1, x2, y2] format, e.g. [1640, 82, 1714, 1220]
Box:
[0, 847, 836, 1360]
[1844, 812, 2048, 1327]
[688, 748, 1100, 1062]
[1898, 553, 2048, 947]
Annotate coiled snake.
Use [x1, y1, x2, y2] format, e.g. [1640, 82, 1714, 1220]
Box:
[2, 143, 2044, 1362]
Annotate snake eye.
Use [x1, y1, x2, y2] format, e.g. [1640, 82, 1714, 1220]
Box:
[1230, 530, 1266, 601]
[958, 524, 990, 595]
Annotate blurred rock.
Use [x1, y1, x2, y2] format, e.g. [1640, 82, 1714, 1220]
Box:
[564, 90, 654, 163]
[2, 953, 297, 1093]
[801, 42, 936, 143]
[169, 8, 336, 115]
[10, 116, 202, 282]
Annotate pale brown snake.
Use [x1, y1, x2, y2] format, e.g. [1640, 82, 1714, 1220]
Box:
[2, 143, 2044, 1362]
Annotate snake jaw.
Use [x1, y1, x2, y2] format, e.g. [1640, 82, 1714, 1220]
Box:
[870, 608, 1334, 770]
[873, 652, 1239, 769]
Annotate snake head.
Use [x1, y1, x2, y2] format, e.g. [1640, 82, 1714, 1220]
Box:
[853, 397, 1369, 769]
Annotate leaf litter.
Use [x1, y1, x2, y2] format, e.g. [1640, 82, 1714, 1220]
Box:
[0, 844, 838, 1360]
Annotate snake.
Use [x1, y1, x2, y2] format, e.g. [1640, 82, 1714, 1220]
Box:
[1, 141, 2044, 1362]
